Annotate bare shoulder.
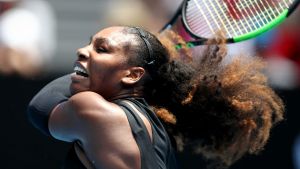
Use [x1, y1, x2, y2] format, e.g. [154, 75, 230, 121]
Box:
[68, 92, 132, 142]
[50, 91, 140, 168]
[68, 91, 113, 112]
[68, 92, 141, 168]
[49, 91, 128, 142]
[68, 91, 123, 120]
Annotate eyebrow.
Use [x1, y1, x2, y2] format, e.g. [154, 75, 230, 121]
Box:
[90, 36, 114, 50]
[90, 36, 109, 45]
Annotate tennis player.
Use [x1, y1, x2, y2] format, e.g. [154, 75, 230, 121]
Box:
[27, 26, 284, 169]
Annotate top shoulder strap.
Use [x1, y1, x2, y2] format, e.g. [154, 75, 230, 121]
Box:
[115, 99, 160, 169]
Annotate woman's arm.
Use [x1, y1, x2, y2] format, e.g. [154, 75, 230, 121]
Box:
[48, 91, 109, 142]
[27, 74, 72, 136]
[48, 91, 142, 169]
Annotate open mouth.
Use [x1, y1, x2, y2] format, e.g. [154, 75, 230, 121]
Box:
[74, 62, 89, 77]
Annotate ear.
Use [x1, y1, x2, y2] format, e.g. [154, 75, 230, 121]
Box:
[121, 67, 145, 85]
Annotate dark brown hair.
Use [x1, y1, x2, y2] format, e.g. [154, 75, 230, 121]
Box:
[122, 26, 284, 168]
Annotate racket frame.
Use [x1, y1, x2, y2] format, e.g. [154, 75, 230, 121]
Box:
[161, 0, 300, 49]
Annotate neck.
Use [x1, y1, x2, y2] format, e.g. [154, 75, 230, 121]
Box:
[108, 88, 144, 101]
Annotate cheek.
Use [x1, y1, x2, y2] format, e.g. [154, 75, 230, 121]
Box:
[89, 68, 124, 96]
[87, 56, 126, 94]
[88, 63, 111, 91]
[89, 67, 103, 90]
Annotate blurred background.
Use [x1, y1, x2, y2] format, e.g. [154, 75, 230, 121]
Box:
[0, 0, 299, 168]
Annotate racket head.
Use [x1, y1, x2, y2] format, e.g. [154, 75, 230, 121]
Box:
[182, 0, 300, 44]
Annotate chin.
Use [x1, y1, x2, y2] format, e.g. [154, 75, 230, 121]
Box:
[70, 82, 89, 95]
[70, 73, 90, 94]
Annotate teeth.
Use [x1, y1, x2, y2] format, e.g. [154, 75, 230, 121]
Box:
[74, 65, 88, 77]
[74, 66, 87, 74]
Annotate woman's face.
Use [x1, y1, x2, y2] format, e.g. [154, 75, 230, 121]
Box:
[70, 26, 136, 99]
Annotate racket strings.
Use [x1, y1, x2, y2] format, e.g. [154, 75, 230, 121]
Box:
[185, 0, 294, 39]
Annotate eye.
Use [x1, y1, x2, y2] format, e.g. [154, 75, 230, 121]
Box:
[95, 47, 107, 53]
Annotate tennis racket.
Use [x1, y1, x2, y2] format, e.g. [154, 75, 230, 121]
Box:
[160, 0, 300, 49]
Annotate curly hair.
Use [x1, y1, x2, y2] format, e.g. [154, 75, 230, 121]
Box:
[122, 26, 284, 168]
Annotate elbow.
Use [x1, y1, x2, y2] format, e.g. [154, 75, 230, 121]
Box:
[27, 104, 52, 136]
[27, 104, 40, 128]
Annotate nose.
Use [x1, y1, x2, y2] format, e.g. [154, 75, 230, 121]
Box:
[77, 46, 90, 60]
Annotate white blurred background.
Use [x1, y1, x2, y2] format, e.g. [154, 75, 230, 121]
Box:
[0, 1, 299, 169]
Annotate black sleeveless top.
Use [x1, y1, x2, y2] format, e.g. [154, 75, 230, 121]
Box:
[62, 98, 178, 169]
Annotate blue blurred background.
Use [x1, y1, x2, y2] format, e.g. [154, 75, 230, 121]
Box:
[0, 0, 299, 168]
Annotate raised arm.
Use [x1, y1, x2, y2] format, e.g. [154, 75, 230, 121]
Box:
[48, 91, 110, 142]
[48, 91, 142, 169]
[27, 74, 72, 136]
